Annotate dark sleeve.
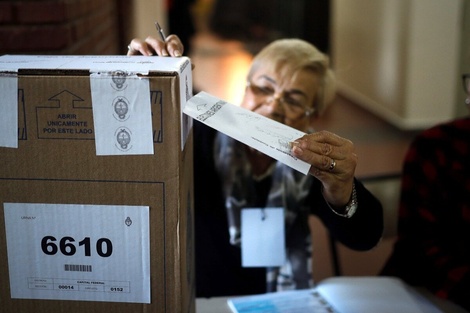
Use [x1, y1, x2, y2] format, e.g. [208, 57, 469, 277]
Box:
[310, 178, 384, 251]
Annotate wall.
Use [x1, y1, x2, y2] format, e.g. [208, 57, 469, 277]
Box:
[129, 0, 166, 46]
[0, 0, 122, 55]
[331, 0, 464, 130]
[457, 0, 470, 117]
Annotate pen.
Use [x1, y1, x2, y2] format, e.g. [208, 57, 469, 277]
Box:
[155, 22, 166, 41]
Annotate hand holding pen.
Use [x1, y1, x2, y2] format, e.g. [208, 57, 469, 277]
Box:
[127, 22, 184, 57]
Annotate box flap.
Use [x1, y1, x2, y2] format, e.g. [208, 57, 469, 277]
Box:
[0, 55, 191, 76]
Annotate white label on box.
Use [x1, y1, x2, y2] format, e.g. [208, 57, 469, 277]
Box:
[0, 74, 18, 148]
[3, 203, 150, 303]
[90, 72, 154, 155]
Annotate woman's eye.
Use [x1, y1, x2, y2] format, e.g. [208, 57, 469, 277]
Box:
[285, 97, 303, 108]
[258, 86, 274, 95]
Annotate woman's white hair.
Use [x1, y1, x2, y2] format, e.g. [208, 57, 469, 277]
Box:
[247, 38, 336, 115]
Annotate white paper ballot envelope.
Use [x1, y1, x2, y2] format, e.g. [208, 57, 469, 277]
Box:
[183, 91, 311, 174]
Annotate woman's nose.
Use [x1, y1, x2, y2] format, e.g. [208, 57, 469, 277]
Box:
[264, 94, 284, 112]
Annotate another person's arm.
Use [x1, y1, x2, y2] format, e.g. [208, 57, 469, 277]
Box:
[397, 131, 470, 310]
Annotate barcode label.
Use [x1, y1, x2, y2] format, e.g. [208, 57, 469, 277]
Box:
[64, 264, 93, 272]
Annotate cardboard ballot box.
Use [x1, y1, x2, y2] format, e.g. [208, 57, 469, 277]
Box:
[0, 55, 195, 313]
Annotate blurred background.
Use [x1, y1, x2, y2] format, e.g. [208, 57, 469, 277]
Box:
[1, 0, 469, 282]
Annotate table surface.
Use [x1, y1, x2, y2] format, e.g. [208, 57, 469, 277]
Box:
[195, 277, 469, 313]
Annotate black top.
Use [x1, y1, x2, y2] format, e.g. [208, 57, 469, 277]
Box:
[380, 117, 470, 311]
[193, 121, 384, 297]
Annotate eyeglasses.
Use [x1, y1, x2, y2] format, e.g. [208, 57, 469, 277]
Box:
[462, 74, 470, 95]
[246, 81, 314, 119]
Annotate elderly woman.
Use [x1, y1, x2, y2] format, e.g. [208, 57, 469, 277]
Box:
[128, 35, 383, 297]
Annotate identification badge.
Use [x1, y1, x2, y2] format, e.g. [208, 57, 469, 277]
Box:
[3, 203, 150, 303]
[241, 207, 286, 267]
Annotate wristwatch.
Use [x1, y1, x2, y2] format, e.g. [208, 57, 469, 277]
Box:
[325, 182, 358, 218]
[341, 182, 358, 218]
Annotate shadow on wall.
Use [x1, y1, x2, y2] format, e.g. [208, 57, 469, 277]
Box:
[364, 177, 401, 239]
[205, 0, 331, 54]
[336, 177, 401, 277]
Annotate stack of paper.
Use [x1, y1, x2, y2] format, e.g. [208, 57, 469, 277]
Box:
[227, 277, 443, 313]
[227, 288, 336, 313]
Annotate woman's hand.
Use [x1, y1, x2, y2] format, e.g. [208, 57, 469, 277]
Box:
[291, 130, 357, 207]
[127, 34, 184, 57]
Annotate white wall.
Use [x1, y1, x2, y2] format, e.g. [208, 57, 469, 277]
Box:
[457, 0, 470, 117]
[331, 0, 464, 130]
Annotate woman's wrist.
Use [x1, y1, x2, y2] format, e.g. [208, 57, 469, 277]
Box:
[322, 181, 358, 218]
